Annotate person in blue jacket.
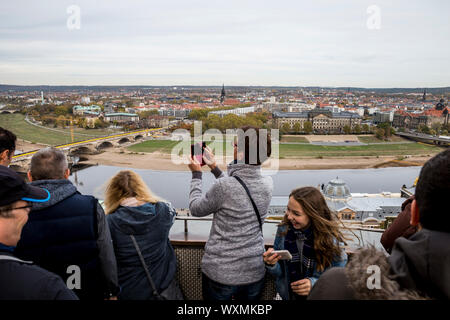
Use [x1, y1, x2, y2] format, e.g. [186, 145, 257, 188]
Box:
[263, 186, 349, 300]
[104, 170, 183, 300]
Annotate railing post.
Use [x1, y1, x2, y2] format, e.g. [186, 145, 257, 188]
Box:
[184, 219, 188, 234]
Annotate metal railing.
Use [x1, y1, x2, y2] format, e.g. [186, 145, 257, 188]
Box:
[174, 215, 385, 235]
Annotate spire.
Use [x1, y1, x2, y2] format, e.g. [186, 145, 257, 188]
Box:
[220, 84, 225, 104]
[423, 88, 426, 101]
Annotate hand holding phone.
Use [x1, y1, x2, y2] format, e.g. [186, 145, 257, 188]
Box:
[191, 142, 207, 166]
[269, 250, 292, 260]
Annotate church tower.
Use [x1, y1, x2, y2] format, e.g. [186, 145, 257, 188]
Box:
[220, 84, 225, 104]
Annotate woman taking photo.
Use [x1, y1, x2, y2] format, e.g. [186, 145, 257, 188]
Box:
[263, 186, 349, 300]
[104, 170, 182, 300]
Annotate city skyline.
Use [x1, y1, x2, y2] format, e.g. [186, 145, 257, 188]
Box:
[1, 0, 449, 87]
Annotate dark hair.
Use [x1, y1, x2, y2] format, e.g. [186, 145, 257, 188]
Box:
[0, 127, 17, 153]
[415, 149, 450, 232]
[236, 126, 272, 165]
[30, 147, 68, 180]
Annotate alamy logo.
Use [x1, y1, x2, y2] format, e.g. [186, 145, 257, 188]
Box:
[366, 265, 381, 290]
[66, 265, 81, 289]
[366, 5, 381, 30]
[66, 5, 81, 30]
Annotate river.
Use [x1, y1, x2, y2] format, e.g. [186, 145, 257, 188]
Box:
[69, 165, 420, 207]
[69, 165, 420, 250]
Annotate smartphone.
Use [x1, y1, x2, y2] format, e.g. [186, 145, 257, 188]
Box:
[191, 142, 207, 166]
[270, 250, 292, 260]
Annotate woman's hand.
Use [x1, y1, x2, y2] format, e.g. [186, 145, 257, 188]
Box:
[202, 146, 216, 170]
[188, 156, 202, 172]
[290, 279, 312, 296]
[263, 248, 281, 266]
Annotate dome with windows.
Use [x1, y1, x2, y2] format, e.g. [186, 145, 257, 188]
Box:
[323, 177, 351, 200]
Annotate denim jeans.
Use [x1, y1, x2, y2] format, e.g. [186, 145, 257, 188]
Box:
[202, 273, 265, 301]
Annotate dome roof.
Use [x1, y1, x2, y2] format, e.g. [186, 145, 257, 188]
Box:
[323, 177, 351, 200]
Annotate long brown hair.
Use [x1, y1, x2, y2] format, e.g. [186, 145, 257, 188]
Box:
[281, 186, 350, 272]
[104, 170, 162, 214]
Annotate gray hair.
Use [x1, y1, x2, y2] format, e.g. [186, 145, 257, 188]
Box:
[30, 147, 68, 181]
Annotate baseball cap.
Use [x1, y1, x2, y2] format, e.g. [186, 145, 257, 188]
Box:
[0, 165, 50, 207]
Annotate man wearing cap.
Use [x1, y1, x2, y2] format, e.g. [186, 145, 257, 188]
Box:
[15, 147, 119, 300]
[0, 165, 78, 300]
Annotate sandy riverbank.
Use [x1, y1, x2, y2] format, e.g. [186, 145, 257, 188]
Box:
[81, 148, 430, 171]
[15, 140, 47, 153]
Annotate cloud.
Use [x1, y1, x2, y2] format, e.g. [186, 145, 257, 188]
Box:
[0, 0, 449, 86]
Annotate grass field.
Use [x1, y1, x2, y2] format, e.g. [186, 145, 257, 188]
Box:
[357, 135, 408, 143]
[127, 140, 181, 153]
[128, 139, 443, 158]
[0, 114, 122, 146]
[278, 142, 441, 157]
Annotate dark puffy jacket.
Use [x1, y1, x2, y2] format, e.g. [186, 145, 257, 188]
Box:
[15, 179, 119, 300]
[107, 201, 177, 300]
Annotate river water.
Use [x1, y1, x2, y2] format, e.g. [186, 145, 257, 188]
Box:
[69, 165, 420, 207]
[69, 165, 420, 250]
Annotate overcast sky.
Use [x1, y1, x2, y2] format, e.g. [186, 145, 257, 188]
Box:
[0, 0, 449, 87]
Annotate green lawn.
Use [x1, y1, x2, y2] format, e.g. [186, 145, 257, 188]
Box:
[128, 139, 443, 158]
[357, 135, 408, 143]
[0, 114, 121, 146]
[127, 140, 181, 153]
[278, 142, 441, 157]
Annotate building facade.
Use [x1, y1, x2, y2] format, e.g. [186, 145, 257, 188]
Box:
[104, 113, 139, 123]
[73, 105, 101, 115]
[272, 109, 362, 133]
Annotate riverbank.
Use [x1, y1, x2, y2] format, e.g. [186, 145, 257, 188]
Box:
[81, 148, 431, 171]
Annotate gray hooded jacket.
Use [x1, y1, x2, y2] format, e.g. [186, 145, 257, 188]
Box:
[189, 163, 273, 286]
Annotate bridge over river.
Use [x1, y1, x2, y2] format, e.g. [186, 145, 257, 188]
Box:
[395, 132, 450, 146]
[11, 127, 163, 172]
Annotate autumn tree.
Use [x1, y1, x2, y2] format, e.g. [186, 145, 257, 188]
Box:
[303, 121, 313, 134]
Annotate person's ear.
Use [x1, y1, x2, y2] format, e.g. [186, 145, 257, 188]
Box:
[27, 171, 33, 182]
[64, 168, 70, 179]
[0, 149, 7, 162]
[410, 199, 420, 226]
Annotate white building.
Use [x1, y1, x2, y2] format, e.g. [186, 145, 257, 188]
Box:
[209, 106, 255, 118]
[267, 178, 405, 226]
[81, 97, 91, 104]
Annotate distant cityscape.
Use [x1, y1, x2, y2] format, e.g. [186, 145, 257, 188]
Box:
[0, 85, 449, 136]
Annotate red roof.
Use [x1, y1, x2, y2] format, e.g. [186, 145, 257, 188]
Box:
[423, 109, 445, 117]
[223, 99, 241, 106]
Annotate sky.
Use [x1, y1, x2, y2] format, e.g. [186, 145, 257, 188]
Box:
[0, 0, 449, 87]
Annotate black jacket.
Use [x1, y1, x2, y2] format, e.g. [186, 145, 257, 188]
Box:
[15, 179, 119, 299]
[308, 229, 450, 300]
[0, 250, 78, 300]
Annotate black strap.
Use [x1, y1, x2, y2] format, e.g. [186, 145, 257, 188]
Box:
[232, 176, 263, 233]
[129, 235, 162, 299]
[295, 234, 307, 276]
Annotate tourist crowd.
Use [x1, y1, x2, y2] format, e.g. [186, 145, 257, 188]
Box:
[0, 126, 449, 300]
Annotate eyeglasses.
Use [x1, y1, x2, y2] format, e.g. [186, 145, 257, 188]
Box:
[0, 204, 33, 214]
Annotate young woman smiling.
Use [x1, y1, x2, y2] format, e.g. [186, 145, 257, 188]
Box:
[263, 186, 349, 300]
